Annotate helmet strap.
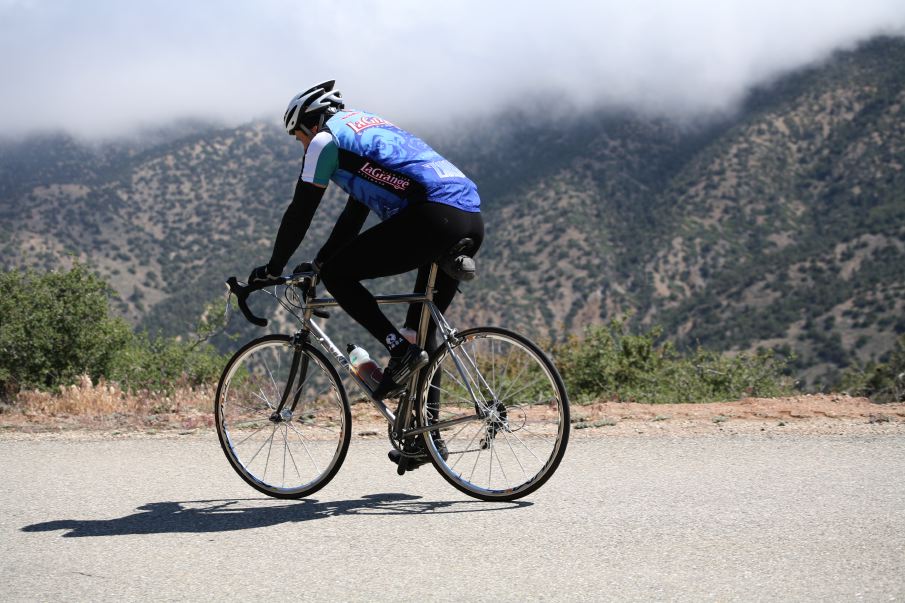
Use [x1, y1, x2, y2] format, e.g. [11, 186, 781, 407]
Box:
[296, 123, 314, 138]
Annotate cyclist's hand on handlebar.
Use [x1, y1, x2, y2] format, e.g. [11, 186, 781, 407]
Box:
[248, 264, 282, 286]
[292, 260, 321, 276]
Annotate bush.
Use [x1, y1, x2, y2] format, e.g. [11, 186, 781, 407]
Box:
[108, 332, 224, 394]
[0, 263, 133, 395]
[0, 263, 228, 399]
[838, 335, 905, 403]
[554, 318, 794, 404]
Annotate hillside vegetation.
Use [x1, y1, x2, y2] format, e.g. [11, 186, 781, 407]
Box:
[0, 265, 797, 406]
[2, 37, 904, 390]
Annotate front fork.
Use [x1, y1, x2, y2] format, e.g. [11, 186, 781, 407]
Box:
[270, 331, 311, 423]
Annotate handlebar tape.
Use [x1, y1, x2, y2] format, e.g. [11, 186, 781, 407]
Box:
[226, 276, 276, 327]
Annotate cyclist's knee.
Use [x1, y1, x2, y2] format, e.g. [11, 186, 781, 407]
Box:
[318, 264, 340, 292]
[319, 261, 359, 294]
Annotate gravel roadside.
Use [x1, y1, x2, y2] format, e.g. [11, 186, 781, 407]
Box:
[1, 394, 902, 441]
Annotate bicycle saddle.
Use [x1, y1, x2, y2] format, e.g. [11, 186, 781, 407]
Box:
[439, 237, 477, 281]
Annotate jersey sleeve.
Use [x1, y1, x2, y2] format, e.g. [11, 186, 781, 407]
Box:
[300, 131, 339, 187]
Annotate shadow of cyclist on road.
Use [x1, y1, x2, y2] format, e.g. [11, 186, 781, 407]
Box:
[21, 493, 531, 538]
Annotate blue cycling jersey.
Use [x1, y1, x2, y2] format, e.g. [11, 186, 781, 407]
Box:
[299, 109, 480, 221]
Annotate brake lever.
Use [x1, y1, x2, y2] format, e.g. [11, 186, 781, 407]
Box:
[226, 273, 330, 326]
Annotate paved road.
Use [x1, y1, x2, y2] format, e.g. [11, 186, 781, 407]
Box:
[2, 433, 903, 601]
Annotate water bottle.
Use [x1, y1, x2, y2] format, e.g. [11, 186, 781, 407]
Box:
[347, 344, 383, 392]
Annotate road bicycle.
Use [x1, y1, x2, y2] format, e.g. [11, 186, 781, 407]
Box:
[218, 244, 569, 502]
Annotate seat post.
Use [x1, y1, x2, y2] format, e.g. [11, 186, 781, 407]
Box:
[416, 263, 439, 349]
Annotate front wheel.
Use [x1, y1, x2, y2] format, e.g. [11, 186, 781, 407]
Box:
[215, 334, 351, 499]
[417, 327, 569, 501]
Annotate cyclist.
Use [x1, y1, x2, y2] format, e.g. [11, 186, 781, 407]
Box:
[249, 80, 484, 411]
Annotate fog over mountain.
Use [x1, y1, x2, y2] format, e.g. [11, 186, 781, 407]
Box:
[1, 0, 904, 139]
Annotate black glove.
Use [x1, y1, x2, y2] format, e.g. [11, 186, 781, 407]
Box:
[292, 260, 322, 275]
[248, 264, 282, 286]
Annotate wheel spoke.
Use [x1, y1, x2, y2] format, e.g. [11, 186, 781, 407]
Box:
[499, 427, 529, 481]
[439, 414, 477, 442]
[468, 442, 483, 483]
[496, 356, 532, 407]
[488, 434, 493, 486]
[504, 427, 547, 465]
[288, 421, 322, 475]
[264, 359, 282, 407]
[285, 430, 303, 480]
[450, 421, 485, 472]
[229, 420, 270, 448]
[450, 346, 488, 406]
[498, 376, 547, 405]
[491, 339, 497, 399]
[281, 426, 288, 488]
[429, 382, 477, 410]
[229, 397, 271, 416]
[442, 365, 481, 406]
[250, 386, 276, 410]
[512, 420, 560, 440]
[491, 436, 510, 490]
[246, 424, 277, 468]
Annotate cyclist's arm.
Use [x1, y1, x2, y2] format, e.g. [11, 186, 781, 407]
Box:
[266, 132, 339, 273]
[315, 195, 369, 266]
[266, 180, 327, 273]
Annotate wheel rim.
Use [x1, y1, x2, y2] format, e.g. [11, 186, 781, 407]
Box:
[217, 340, 347, 496]
[420, 330, 568, 499]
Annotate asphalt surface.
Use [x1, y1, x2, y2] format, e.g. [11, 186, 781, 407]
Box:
[2, 433, 904, 601]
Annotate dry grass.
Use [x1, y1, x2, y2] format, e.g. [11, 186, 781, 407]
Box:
[4, 380, 905, 439]
[1, 375, 214, 433]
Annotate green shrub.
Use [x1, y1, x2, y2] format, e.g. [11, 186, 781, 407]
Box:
[554, 318, 794, 404]
[108, 332, 224, 394]
[838, 335, 905, 403]
[0, 263, 133, 395]
[0, 263, 228, 399]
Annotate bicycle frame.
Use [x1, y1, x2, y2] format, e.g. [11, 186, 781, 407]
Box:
[221, 259, 570, 501]
[280, 263, 492, 445]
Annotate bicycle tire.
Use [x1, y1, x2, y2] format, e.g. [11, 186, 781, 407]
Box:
[416, 326, 570, 501]
[215, 334, 351, 499]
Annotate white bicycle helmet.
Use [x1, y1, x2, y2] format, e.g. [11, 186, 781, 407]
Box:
[283, 80, 344, 135]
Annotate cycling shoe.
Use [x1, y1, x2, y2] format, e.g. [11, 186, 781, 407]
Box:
[373, 345, 428, 399]
[388, 438, 448, 471]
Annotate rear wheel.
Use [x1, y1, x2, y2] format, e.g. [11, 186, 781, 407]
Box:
[215, 334, 351, 499]
[417, 327, 569, 501]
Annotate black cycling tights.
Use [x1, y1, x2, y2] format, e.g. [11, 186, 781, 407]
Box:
[319, 202, 484, 355]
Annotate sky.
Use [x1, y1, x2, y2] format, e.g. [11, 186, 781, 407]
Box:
[1, 0, 904, 139]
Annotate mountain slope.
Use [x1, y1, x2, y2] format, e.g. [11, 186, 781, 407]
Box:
[2, 36, 904, 388]
[645, 36, 905, 382]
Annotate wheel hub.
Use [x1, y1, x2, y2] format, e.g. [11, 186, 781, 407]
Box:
[480, 399, 509, 448]
[269, 409, 294, 423]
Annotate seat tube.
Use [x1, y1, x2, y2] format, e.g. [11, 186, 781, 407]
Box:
[393, 262, 439, 438]
[416, 263, 438, 349]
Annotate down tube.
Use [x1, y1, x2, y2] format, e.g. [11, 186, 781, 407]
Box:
[305, 319, 397, 424]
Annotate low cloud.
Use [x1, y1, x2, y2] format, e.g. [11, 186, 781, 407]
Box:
[1, 0, 903, 138]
